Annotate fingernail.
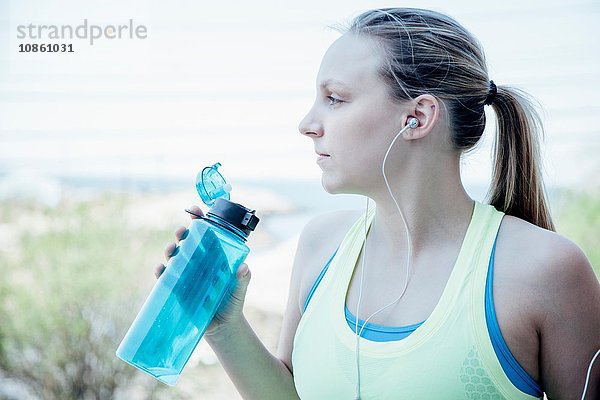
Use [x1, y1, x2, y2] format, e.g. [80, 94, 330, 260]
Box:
[184, 208, 203, 218]
[243, 266, 249, 277]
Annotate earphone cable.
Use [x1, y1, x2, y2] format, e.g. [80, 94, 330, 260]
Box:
[580, 348, 600, 400]
[354, 121, 415, 399]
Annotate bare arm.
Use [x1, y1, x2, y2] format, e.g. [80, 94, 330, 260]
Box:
[205, 313, 300, 400]
[538, 237, 600, 399]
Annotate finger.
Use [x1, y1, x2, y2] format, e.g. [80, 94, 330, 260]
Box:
[188, 205, 204, 219]
[232, 263, 251, 303]
[174, 225, 188, 242]
[164, 242, 176, 261]
[236, 263, 250, 280]
[155, 263, 166, 279]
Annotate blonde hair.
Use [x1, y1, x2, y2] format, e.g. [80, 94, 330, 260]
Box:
[336, 7, 555, 231]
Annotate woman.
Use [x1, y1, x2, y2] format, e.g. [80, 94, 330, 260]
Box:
[156, 8, 600, 399]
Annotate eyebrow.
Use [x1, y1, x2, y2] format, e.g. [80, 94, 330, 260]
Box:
[318, 79, 351, 90]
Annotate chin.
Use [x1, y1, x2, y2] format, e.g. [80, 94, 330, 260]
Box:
[321, 171, 375, 198]
[320, 175, 351, 195]
[320, 175, 337, 194]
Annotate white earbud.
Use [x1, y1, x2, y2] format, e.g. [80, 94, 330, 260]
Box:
[397, 117, 419, 136]
[407, 117, 419, 129]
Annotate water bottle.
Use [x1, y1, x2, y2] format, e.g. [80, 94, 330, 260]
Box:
[116, 162, 260, 386]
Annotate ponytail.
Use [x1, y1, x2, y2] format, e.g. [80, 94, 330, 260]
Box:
[487, 85, 556, 231]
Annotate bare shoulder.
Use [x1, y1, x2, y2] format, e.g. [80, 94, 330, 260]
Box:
[506, 214, 599, 319]
[498, 214, 596, 301]
[295, 208, 364, 313]
[499, 214, 594, 281]
[297, 208, 363, 253]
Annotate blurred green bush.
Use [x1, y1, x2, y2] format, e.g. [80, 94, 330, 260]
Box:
[0, 194, 174, 399]
[553, 188, 600, 279]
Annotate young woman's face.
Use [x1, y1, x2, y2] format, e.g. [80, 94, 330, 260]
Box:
[298, 33, 407, 195]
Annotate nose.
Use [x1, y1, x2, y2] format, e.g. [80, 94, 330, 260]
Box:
[298, 106, 323, 138]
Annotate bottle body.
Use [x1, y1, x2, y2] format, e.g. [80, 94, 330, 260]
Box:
[116, 218, 249, 386]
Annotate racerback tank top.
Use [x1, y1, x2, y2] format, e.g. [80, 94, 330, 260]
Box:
[291, 200, 542, 399]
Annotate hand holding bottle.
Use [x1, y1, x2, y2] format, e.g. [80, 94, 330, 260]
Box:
[155, 204, 252, 339]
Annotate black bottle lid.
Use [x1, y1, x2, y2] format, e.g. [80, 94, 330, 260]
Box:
[206, 198, 259, 237]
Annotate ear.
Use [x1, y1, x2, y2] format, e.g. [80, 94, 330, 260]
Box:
[401, 94, 439, 140]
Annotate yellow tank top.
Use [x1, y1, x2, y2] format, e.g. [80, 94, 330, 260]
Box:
[291, 200, 541, 399]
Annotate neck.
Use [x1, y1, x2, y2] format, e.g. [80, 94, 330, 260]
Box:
[365, 158, 475, 263]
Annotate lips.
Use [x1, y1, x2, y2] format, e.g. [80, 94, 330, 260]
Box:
[316, 150, 330, 165]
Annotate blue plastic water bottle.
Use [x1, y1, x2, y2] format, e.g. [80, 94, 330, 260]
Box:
[116, 162, 260, 386]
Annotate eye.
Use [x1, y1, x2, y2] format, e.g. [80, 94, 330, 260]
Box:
[326, 95, 343, 106]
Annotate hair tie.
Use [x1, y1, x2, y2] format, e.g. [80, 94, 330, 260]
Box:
[484, 80, 497, 106]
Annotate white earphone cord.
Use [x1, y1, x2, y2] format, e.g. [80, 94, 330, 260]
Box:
[580, 348, 600, 400]
[352, 119, 599, 400]
[354, 121, 415, 400]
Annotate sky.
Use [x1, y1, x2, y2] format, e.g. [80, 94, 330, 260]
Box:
[0, 0, 599, 191]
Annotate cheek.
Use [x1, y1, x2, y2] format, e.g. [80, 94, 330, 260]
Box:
[336, 104, 393, 163]
[321, 95, 400, 191]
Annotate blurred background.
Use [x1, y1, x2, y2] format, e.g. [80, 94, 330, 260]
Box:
[0, 0, 598, 398]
